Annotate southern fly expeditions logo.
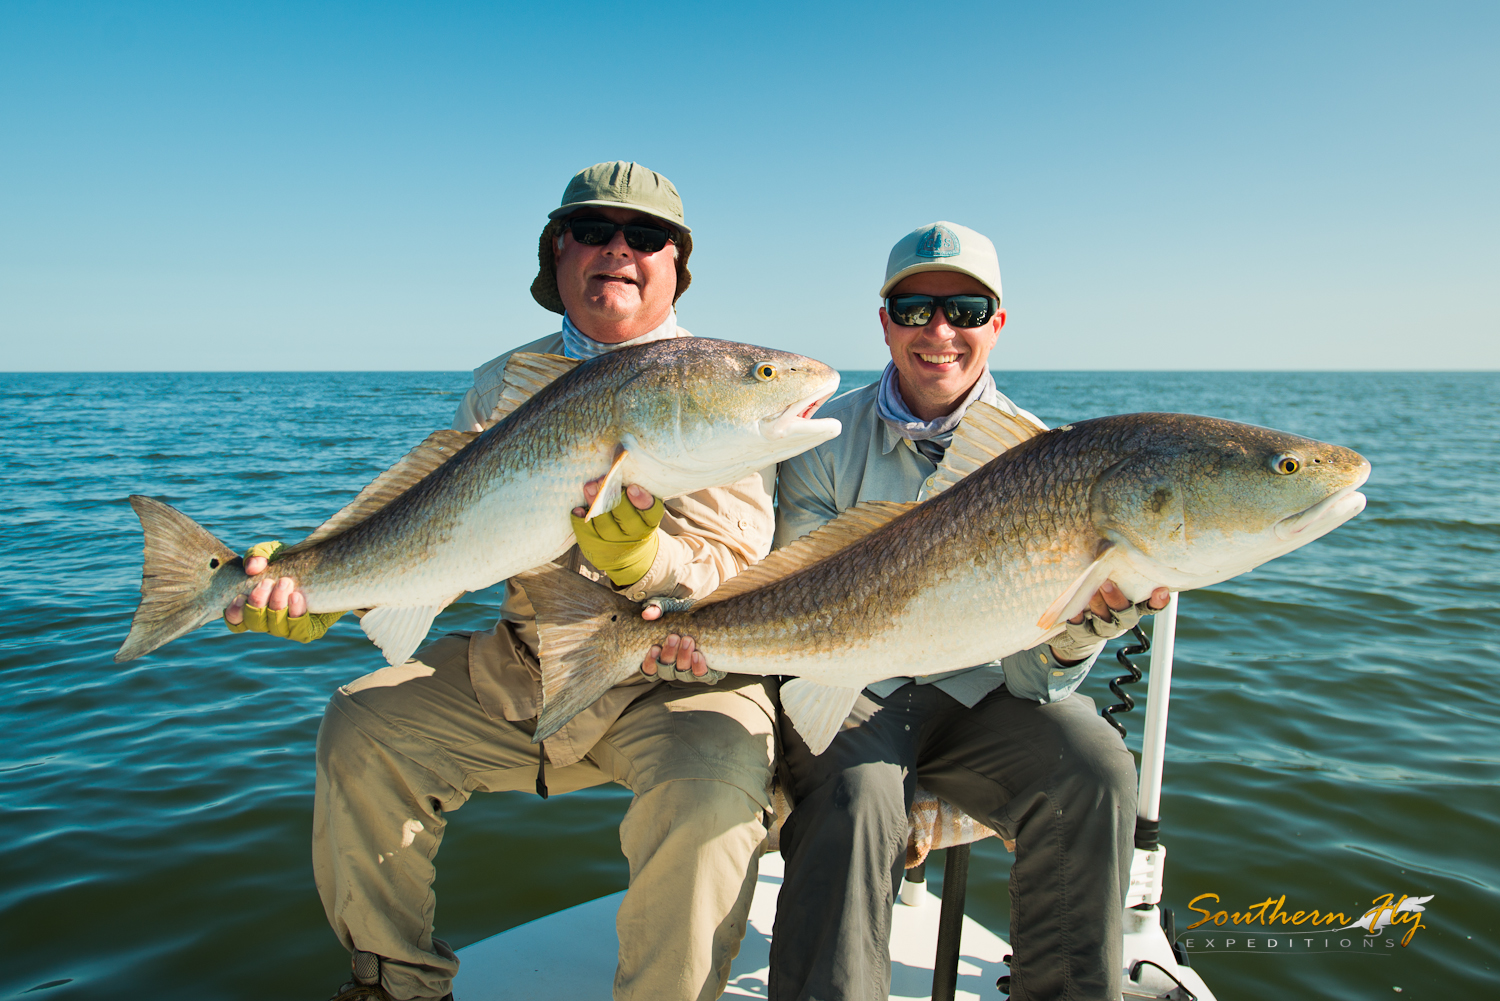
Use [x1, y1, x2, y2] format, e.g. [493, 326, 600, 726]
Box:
[1180, 891, 1435, 953]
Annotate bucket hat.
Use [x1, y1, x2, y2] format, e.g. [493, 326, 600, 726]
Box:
[531, 161, 693, 314]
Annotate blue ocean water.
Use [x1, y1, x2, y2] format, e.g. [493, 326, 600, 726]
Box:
[0, 369, 1495, 999]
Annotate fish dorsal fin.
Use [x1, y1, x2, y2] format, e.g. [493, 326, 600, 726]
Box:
[916, 402, 1048, 502]
[696, 500, 915, 607]
[484, 352, 580, 428]
[282, 430, 479, 555]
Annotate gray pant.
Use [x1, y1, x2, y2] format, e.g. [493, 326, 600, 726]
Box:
[313, 634, 777, 1001]
[768, 683, 1136, 1001]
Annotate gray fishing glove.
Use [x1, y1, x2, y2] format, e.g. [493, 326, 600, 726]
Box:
[1048, 599, 1156, 664]
[639, 597, 725, 684]
[647, 655, 726, 685]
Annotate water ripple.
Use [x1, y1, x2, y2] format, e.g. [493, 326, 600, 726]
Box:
[1, 370, 1496, 999]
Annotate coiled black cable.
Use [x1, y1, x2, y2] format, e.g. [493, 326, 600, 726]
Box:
[1100, 624, 1150, 737]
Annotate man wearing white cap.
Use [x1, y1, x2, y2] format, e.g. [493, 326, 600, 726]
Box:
[760, 222, 1168, 1000]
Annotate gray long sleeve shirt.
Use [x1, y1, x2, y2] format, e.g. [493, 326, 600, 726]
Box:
[773, 382, 1102, 706]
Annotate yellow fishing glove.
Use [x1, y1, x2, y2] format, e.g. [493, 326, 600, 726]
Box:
[223, 541, 346, 643]
[572, 491, 666, 587]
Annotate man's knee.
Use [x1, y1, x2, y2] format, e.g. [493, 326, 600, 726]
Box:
[646, 778, 768, 835]
[622, 778, 768, 882]
[684, 714, 775, 771]
[789, 761, 909, 848]
[1056, 731, 1137, 812]
[1037, 698, 1138, 804]
[614, 688, 776, 800]
[659, 683, 775, 758]
[834, 762, 906, 816]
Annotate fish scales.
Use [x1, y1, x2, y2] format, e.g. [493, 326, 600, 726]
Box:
[293, 369, 620, 605]
[521, 410, 1371, 753]
[183, 358, 624, 613]
[115, 338, 843, 666]
[610, 421, 1100, 665]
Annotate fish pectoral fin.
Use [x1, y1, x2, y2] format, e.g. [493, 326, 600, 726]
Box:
[697, 501, 914, 607]
[581, 449, 631, 521]
[359, 603, 447, 667]
[917, 402, 1048, 502]
[781, 679, 863, 756]
[486, 352, 581, 426]
[1036, 546, 1121, 631]
[283, 429, 480, 554]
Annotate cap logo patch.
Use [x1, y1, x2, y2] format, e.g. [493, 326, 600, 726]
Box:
[916, 225, 960, 258]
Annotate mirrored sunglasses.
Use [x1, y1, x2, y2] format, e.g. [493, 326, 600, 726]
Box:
[885, 294, 999, 328]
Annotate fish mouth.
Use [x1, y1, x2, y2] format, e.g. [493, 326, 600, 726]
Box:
[762, 374, 842, 440]
[1274, 463, 1371, 542]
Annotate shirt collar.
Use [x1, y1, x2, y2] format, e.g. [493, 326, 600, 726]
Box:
[876, 363, 998, 454]
[560, 309, 681, 361]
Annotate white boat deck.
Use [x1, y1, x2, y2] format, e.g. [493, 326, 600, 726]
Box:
[454, 848, 1215, 1000]
[454, 851, 1011, 1001]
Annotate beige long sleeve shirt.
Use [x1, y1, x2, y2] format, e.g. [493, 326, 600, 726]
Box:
[455, 328, 777, 766]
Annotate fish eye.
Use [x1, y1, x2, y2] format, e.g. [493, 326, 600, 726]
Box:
[1271, 453, 1301, 475]
[754, 362, 778, 382]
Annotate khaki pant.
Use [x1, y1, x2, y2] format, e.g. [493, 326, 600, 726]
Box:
[313, 633, 777, 1001]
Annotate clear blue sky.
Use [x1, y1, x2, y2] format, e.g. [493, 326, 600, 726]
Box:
[2, 1, 1495, 371]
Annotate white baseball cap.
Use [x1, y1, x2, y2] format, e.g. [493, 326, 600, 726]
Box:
[879, 221, 1002, 302]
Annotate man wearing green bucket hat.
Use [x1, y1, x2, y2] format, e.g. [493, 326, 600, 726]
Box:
[228, 162, 779, 1001]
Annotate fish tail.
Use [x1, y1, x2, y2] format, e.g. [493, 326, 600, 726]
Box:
[517, 563, 642, 743]
[115, 495, 241, 663]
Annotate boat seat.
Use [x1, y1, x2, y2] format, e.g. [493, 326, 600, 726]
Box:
[765, 782, 1014, 864]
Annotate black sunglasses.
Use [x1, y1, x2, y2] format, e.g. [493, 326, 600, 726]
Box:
[565, 217, 675, 253]
[885, 293, 999, 328]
